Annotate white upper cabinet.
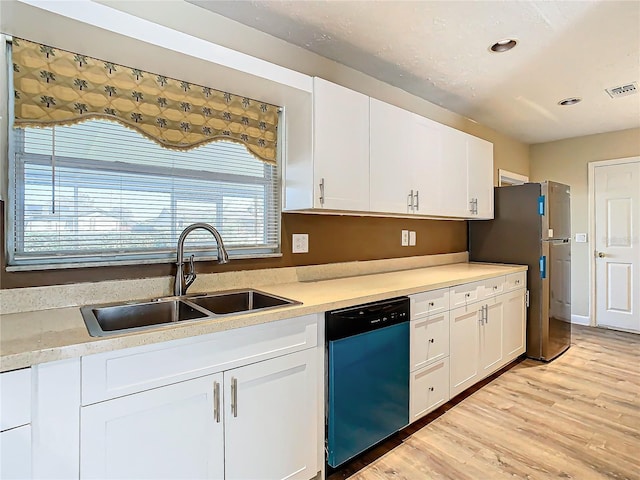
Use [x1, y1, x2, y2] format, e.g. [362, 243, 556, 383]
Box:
[370, 99, 442, 215]
[467, 134, 494, 219]
[437, 126, 469, 217]
[370, 99, 417, 214]
[284, 77, 494, 218]
[313, 77, 370, 211]
[283, 77, 369, 211]
[438, 124, 494, 219]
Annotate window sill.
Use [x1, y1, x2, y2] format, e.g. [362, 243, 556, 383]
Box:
[5, 252, 283, 272]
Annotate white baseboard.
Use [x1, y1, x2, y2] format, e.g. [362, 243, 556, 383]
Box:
[571, 314, 591, 326]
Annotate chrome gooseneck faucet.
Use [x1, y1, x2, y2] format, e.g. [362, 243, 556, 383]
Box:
[174, 223, 229, 296]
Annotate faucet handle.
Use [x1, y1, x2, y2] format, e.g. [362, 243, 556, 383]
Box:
[184, 254, 196, 290]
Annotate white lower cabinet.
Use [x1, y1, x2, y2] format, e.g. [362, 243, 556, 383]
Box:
[224, 349, 317, 480]
[449, 303, 481, 398]
[480, 298, 504, 378]
[450, 279, 526, 399]
[410, 358, 449, 422]
[0, 425, 32, 480]
[81, 349, 317, 480]
[0, 367, 33, 480]
[502, 288, 527, 363]
[410, 311, 450, 370]
[80, 315, 319, 480]
[409, 291, 451, 423]
[81, 374, 223, 480]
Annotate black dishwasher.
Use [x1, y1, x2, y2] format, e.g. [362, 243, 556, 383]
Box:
[326, 296, 410, 468]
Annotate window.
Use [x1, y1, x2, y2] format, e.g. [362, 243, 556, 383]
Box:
[8, 119, 280, 268]
[7, 36, 282, 269]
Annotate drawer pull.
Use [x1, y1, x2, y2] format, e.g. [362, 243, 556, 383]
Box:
[515, 280, 520, 285]
[429, 338, 435, 343]
[429, 387, 434, 392]
[493, 285, 498, 290]
[465, 293, 470, 298]
[428, 301, 435, 307]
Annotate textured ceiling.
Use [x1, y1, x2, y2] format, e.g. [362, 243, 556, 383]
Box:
[190, 0, 640, 144]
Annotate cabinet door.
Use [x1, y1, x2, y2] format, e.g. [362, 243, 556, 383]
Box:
[449, 304, 481, 398]
[224, 349, 317, 480]
[438, 125, 469, 217]
[411, 312, 450, 371]
[0, 425, 32, 480]
[81, 374, 223, 480]
[410, 358, 450, 423]
[413, 115, 443, 216]
[480, 298, 504, 377]
[502, 289, 526, 362]
[369, 98, 415, 214]
[313, 77, 369, 211]
[467, 135, 494, 219]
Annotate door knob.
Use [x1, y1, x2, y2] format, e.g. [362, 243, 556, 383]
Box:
[597, 252, 606, 258]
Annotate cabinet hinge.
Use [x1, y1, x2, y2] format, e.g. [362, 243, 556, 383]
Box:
[525, 290, 530, 308]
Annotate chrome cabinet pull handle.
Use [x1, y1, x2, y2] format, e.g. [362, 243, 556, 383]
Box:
[319, 178, 325, 206]
[408, 189, 414, 211]
[213, 381, 220, 423]
[230, 377, 238, 417]
[414, 190, 419, 211]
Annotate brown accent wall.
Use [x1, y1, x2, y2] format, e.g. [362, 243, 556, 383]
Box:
[1, 202, 467, 289]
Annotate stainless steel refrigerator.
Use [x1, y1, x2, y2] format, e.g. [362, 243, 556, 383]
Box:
[469, 181, 571, 361]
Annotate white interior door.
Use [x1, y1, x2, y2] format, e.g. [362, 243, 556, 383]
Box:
[594, 160, 640, 332]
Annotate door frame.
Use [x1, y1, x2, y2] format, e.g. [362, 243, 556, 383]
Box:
[498, 169, 528, 186]
[588, 156, 640, 328]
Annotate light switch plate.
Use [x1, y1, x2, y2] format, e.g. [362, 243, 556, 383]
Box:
[401, 230, 409, 246]
[575, 233, 587, 243]
[409, 231, 416, 246]
[292, 234, 309, 253]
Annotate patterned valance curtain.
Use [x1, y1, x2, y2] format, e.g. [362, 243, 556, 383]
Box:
[11, 37, 279, 164]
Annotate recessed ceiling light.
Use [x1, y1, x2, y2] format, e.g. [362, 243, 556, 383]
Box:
[558, 97, 582, 106]
[489, 39, 518, 53]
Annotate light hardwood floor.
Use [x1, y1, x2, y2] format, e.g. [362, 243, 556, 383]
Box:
[329, 325, 640, 480]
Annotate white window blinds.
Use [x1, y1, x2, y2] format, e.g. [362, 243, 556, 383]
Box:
[9, 119, 280, 268]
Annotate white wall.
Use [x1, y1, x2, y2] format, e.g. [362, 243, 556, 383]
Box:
[530, 127, 640, 321]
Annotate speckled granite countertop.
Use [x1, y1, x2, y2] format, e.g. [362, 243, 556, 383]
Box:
[0, 261, 526, 372]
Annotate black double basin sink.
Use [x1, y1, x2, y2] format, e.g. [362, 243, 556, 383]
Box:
[81, 289, 301, 337]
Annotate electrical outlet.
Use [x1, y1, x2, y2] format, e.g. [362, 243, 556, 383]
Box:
[575, 233, 587, 243]
[401, 230, 409, 246]
[292, 234, 309, 253]
[409, 231, 416, 246]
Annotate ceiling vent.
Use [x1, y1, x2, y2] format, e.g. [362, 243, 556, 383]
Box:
[605, 82, 638, 98]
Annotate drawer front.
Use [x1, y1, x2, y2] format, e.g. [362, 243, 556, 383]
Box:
[482, 276, 505, 298]
[411, 289, 450, 318]
[0, 368, 31, 431]
[410, 358, 450, 423]
[410, 312, 450, 371]
[82, 314, 318, 405]
[449, 280, 484, 307]
[505, 271, 526, 291]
